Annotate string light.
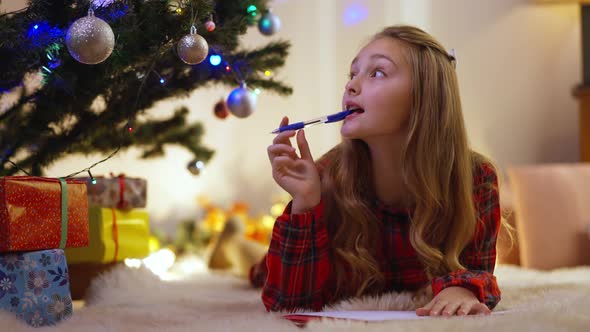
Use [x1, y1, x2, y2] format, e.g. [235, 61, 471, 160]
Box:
[209, 54, 221, 66]
[254, 88, 261, 95]
[343, 3, 369, 26]
[127, 119, 134, 133]
[264, 70, 271, 77]
[26, 22, 64, 47]
[225, 65, 231, 72]
[6, 143, 122, 179]
[46, 43, 61, 68]
[247, 5, 258, 16]
[88, 170, 97, 185]
[151, 70, 166, 85]
[39, 44, 62, 83]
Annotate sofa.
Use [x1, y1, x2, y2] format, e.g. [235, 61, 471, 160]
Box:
[496, 164, 590, 270]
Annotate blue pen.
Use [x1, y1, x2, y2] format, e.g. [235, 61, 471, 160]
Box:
[270, 109, 359, 134]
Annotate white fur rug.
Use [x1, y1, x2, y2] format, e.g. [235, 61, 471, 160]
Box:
[2, 258, 590, 332]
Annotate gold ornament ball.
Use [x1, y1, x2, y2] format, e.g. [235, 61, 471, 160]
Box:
[66, 14, 115, 64]
[177, 33, 209, 65]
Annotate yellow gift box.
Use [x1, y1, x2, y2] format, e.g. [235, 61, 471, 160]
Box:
[65, 207, 150, 263]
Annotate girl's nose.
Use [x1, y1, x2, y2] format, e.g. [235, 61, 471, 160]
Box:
[346, 78, 360, 96]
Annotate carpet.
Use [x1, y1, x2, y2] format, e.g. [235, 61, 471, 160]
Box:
[2, 257, 590, 332]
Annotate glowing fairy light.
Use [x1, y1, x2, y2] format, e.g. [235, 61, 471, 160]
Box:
[209, 54, 222, 66]
[343, 3, 368, 26]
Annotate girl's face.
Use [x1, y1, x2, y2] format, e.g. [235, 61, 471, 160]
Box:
[341, 37, 412, 142]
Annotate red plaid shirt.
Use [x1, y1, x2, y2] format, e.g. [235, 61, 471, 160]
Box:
[250, 162, 501, 312]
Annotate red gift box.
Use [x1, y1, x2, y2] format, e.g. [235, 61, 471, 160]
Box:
[77, 174, 147, 209]
[0, 176, 89, 252]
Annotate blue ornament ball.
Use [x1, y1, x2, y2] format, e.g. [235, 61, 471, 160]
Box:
[226, 84, 257, 118]
[258, 11, 281, 36]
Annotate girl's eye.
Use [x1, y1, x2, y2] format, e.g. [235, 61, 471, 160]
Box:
[371, 70, 385, 78]
[348, 72, 357, 80]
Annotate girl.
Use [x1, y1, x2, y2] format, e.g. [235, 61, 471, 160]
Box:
[211, 25, 502, 317]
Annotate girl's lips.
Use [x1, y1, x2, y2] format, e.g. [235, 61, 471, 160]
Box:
[344, 109, 363, 122]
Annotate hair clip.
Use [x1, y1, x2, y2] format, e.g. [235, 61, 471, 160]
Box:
[448, 48, 457, 69]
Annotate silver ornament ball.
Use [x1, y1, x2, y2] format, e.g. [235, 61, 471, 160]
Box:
[227, 84, 257, 118]
[66, 11, 115, 64]
[258, 11, 281, 36]
[177, 29, 209, 65]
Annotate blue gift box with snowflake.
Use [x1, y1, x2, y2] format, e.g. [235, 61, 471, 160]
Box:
[0, 249, 73, 327]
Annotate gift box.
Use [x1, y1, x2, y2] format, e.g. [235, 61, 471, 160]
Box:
[77, 174, 147, 209]
[65, 207, 150, 264]
[0, 176, 89, 252]
[0, 249, 73, 327]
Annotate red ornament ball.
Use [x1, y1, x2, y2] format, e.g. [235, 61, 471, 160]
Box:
[214, 99, 229, 119]
[205, 20, 216, 32]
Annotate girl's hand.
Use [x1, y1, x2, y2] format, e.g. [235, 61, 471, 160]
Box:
[415, 286, 491, 317]
[268, 116, 321, 214]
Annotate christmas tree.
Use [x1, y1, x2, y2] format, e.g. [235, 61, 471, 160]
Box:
[0, 0, 292, 176]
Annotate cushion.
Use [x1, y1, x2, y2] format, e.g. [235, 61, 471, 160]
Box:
[507, 164, 590, 270]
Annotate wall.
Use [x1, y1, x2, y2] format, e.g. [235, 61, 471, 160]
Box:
[0, 0, 581, 231]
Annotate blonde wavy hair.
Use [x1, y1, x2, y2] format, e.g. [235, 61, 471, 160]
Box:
[319, 25, 498, 300]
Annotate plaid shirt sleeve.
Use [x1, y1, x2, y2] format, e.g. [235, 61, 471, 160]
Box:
[260, 199, 333, 312]
[431, 163, 502, 309]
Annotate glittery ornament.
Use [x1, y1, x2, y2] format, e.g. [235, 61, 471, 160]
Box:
[187, 159, 205, 175]
[177, 25, 209, 65]
[213, 98, 229, 119]
[227, 83, 257, 118]
[66, 9, 115, 64]
[258, 10, 281, 36]
[205, 20, 216, 32]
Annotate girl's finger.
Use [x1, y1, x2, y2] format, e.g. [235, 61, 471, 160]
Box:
[267, 144, 297, 161]
[415, 308, 430, 316]
[442, 302, 462, 316]
[272, 156, 296, 171]
[415, 299, 436, 316]
[470, 302, 491, 315]
[457, 302, 475, 316]
[279, 116, 289, 127]
[430, 300, 448, 316]
[296, 130, 314, 161]
[273, 130, 296, 146]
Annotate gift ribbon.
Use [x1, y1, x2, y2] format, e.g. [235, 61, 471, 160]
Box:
[111, 208, 119, 262]
[58, 178, 68, 249]
[114, 173, 128, 210]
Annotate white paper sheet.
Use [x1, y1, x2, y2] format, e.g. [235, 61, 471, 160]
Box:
[289, 310, 424, 321]
[286, 310, 509, 321]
